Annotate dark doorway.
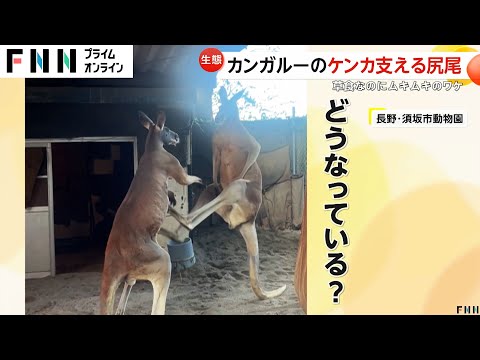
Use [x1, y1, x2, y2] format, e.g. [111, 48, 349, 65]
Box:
[51, 141, 135, 274]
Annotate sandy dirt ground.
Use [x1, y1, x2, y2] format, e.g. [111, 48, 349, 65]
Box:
[25, 225, 304, 315]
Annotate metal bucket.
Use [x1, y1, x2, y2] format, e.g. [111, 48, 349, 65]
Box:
[167, 237, 196, 272]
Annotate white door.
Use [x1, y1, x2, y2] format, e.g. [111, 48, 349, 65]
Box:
[25, 143, 55, 278]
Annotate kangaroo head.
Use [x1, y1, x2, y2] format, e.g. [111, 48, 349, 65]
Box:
[138, 110, 180, 152]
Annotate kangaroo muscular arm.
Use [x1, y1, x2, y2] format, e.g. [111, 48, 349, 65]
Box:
[165, 153, 202, 186]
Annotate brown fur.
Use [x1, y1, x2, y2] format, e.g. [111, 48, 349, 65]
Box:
[169, 88, 286, 300]
[99, 111, 201, 315]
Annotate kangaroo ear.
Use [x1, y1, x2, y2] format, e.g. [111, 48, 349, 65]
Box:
[218, 86, 228, 104]
[138, 111, 154, 130]
[155, 111, 166, 130]
[231, 89, 245, 103]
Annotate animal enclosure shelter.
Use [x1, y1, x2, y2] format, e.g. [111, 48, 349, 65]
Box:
[25, 105, 306, 279]
[25, 45, 306, 315]
[25, 101, 195, 278]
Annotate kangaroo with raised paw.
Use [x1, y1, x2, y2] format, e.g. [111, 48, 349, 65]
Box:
[169, 87, 286, 300]
[100, 110, 201, 315]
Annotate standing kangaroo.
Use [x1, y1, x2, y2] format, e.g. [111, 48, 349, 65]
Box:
[169, 87, 286, 300]
[100, 110, 202, 315]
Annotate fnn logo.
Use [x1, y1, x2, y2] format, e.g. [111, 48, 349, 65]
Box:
[6, 48, 76, 73]
[30, 49, 49, 73]
[57, 49, 76, 73]
[456, 305, 479, 315]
